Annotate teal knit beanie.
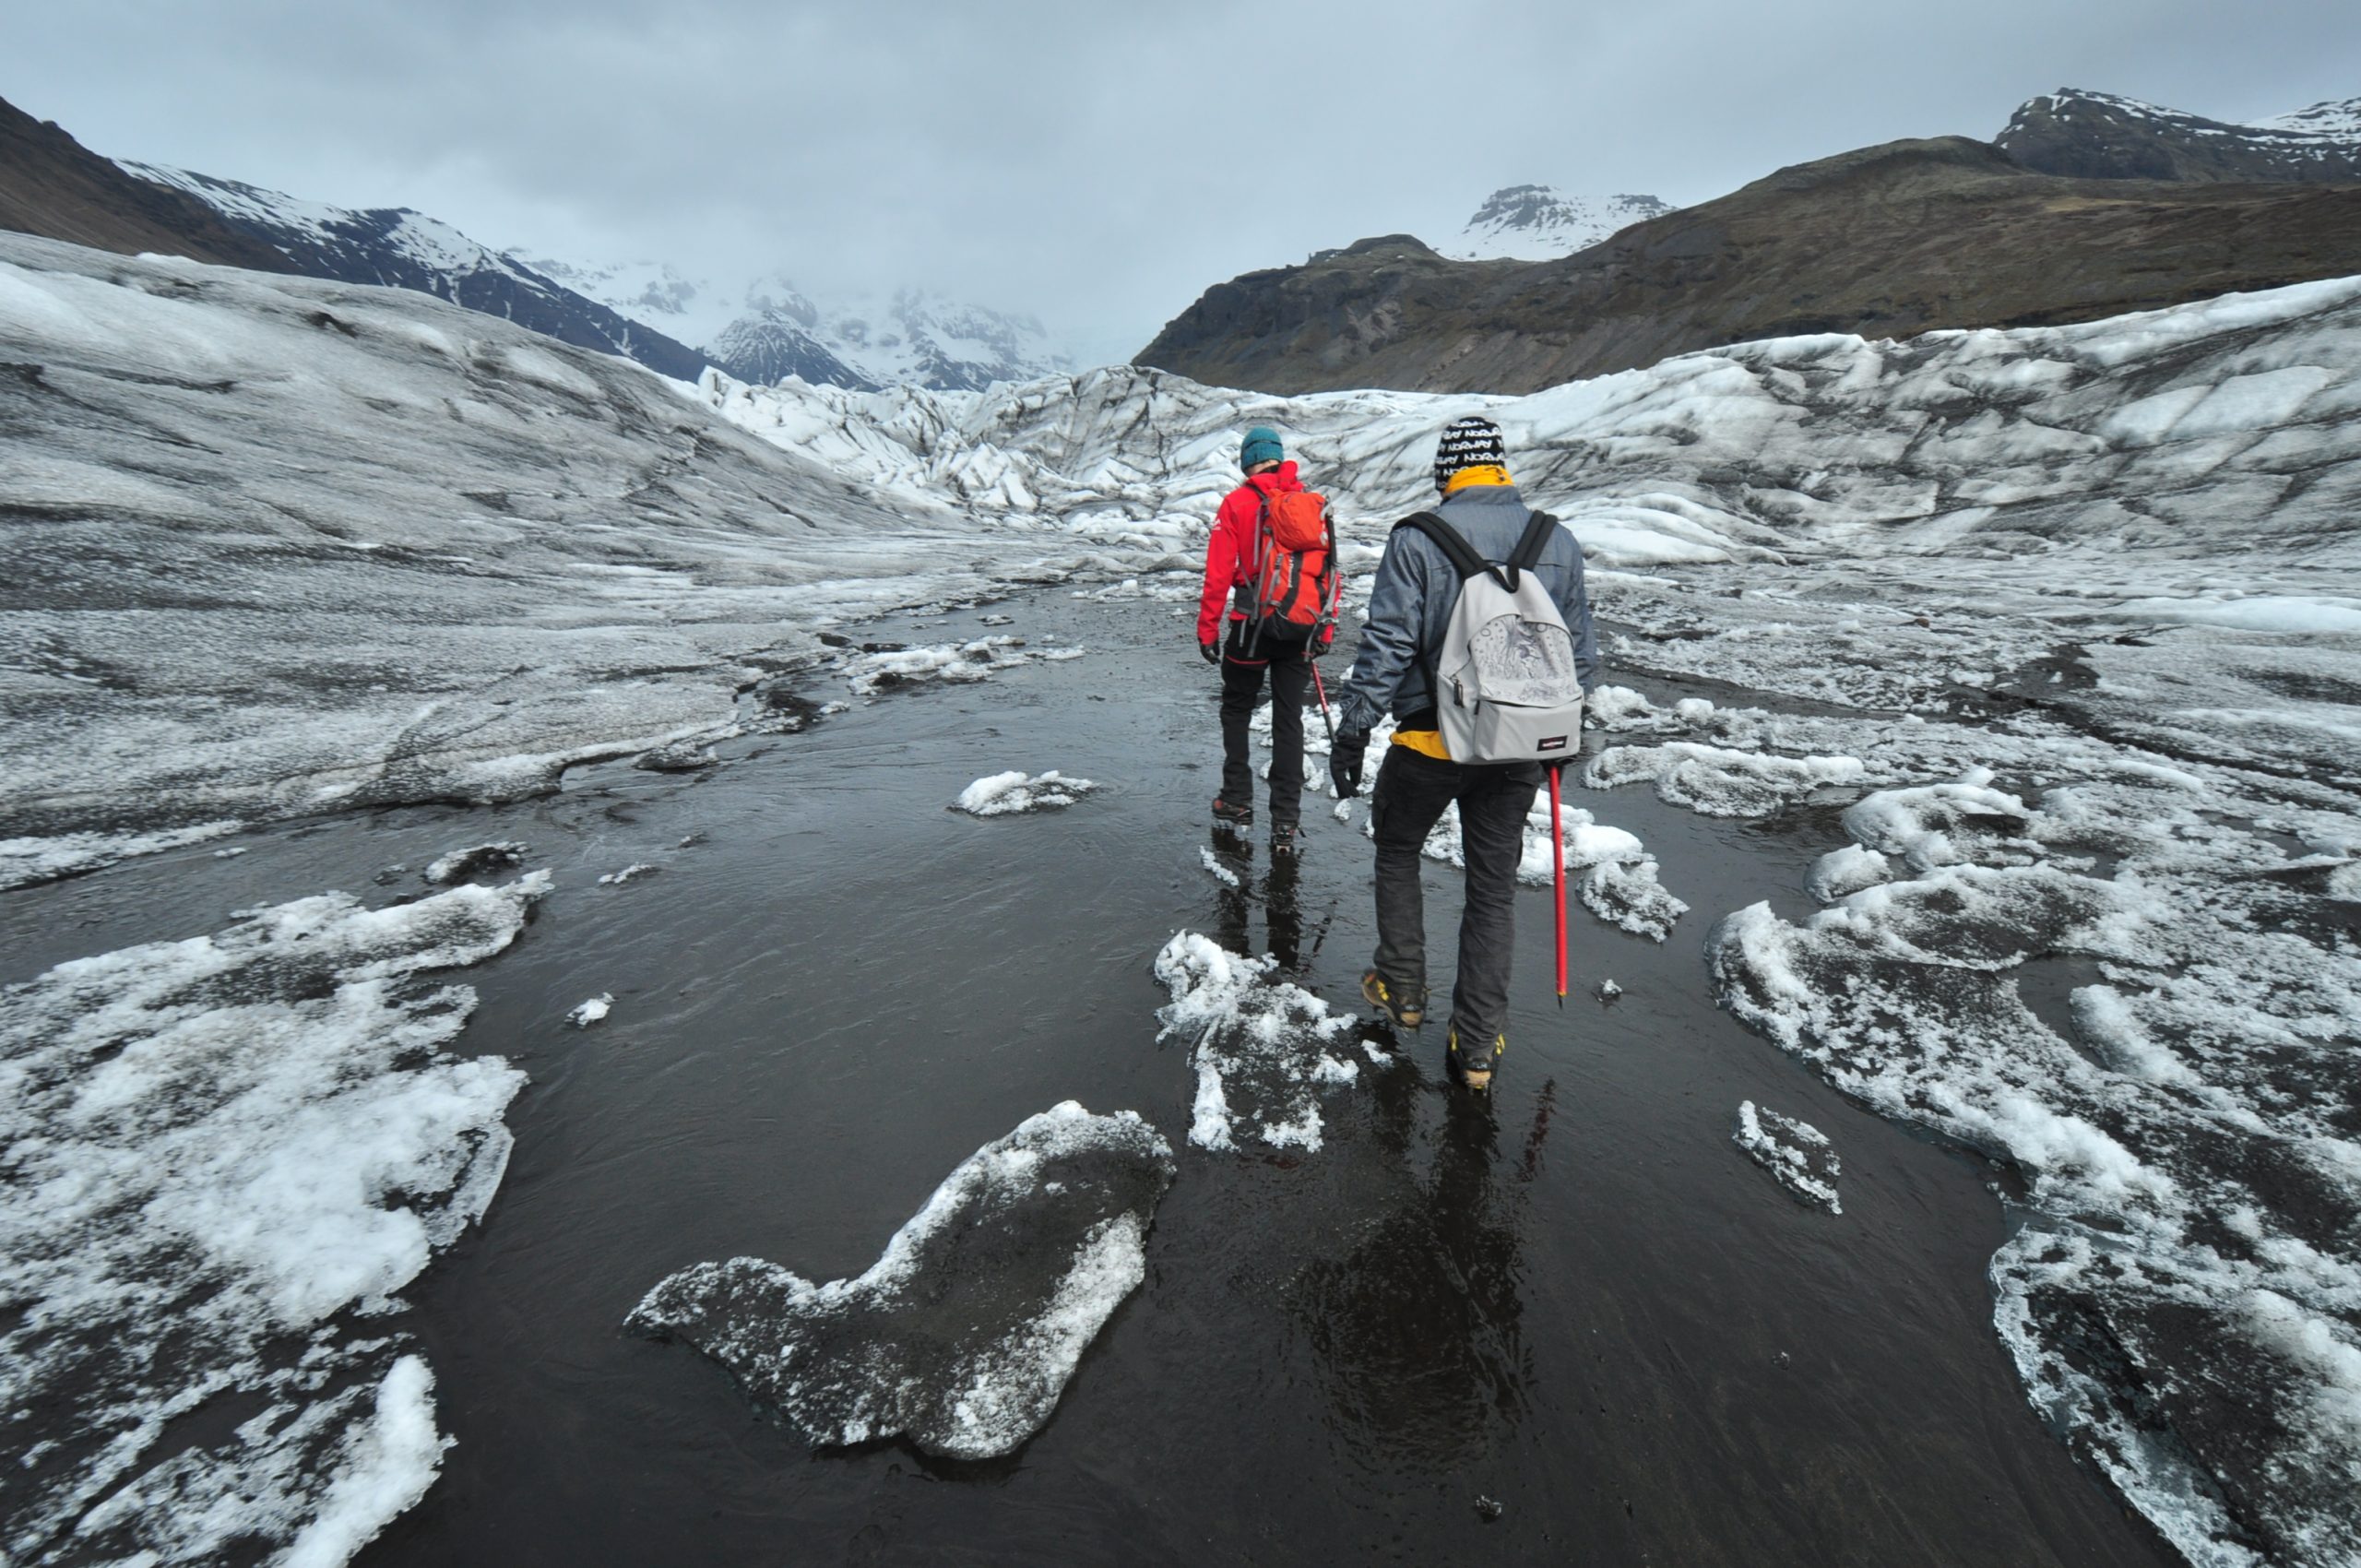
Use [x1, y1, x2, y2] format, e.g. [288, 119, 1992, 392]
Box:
[1240, 426, 1283, 470]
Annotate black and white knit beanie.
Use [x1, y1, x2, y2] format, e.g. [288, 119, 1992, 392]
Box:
[1432, 415, 1507, 492]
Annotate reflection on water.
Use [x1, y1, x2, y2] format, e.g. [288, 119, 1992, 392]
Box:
[1293, 1076, 1557, 1469]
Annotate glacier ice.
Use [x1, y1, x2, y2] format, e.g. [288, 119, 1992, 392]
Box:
[0, 234, 1137, 873]
[0, 873, 544, 1566]
[1710, 767, 2361, 1567]
[626, 1102, 1173, 1459]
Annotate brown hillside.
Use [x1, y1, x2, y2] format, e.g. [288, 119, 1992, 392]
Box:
[1134, 137, 2361, 395]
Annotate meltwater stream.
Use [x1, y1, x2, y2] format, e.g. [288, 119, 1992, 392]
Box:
[1, 588, 2174, 1568]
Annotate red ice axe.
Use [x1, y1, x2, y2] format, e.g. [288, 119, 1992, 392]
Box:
[1309, 659, 1336, 750]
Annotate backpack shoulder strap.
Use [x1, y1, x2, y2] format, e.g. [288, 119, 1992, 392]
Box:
[1396, 510, 1528, 594]
[1394, 512, 1491, 582]
[1507, 509, 1558, 574]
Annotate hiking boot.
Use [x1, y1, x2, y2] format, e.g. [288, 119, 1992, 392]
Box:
[1212, 797, 1254, 830]
[1271, 824, 1304, 858]
[1448, 1026, 1506, 1090]
[1361, 969, 1426, 1029]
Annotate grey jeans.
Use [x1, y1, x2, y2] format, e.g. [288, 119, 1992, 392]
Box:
[1370, 746, 1540, 1042]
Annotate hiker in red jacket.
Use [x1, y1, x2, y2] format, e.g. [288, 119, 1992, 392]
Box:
[1198, 425, 1313, 855]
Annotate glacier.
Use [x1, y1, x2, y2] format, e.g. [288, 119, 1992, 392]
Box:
[6, 221, 2361, 1565]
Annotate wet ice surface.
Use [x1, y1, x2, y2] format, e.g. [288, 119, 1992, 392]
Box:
[0, 873, 544, 1566]
[1734, 1101, 1844, 1214]
[1153, 932, 1378, 1153]
[626, 1103, 1174, 1460]
[0, 587, 2190, 1568]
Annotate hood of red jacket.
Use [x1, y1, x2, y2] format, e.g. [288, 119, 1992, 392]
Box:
[1244, 460, 1302, 494]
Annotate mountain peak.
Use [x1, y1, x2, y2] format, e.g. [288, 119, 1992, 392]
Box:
[1445, 185, 1674, 261]
[1999, 89, 2361, 183]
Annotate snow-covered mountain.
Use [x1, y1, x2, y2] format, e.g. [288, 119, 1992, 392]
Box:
[1998, 88, 2361, 183]
[120, 162, 712, 381]
[2257, 96, 2361, 140]
[1443, 185, 1675, 260]
[516, 253, 1075, 393]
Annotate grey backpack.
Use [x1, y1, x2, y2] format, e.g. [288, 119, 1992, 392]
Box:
[1394, 509, 1585, 766]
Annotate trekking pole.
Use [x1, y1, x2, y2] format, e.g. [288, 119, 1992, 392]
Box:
[1548, 764, 1568, 1009]
[1308, 659, 1337, 749]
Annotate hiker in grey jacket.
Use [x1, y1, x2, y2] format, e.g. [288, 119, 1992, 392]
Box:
[1328, 415, 1600, 1088]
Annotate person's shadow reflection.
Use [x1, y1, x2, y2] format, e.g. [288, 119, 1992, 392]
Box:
[1207, 825, 1308, 969]
[1290, 1075, 1556, 1467]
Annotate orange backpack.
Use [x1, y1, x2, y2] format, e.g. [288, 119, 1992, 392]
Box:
[1244, 489, 1341, 651]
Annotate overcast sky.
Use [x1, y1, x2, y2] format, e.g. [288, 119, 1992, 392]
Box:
[10, 0, 2360, 362]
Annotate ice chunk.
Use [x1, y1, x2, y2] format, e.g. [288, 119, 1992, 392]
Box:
[598, 862, 657, 885]
[1581, 859, 1689, 940]
[0, 874, 543, 1565]
[635, 739, 721, 773]
[1199, 846, 1240, 888]
[1732, 1102, 1842, 1214]
[1710, 766, 2361, 1562]
[422, 840, 528, 884]
[846, 637, 1067, 699]
[0, 821, 240, 892]
[1842, 778, 2038, 873]
[1585, 742, 1866, 817]
[1807, 843, 1892, 902]
[567, 993, 613, 1027]
[1153, 932, 1367, 1153]
[627, 1102, 1173, 1459]
[953, 769, 1097, 816]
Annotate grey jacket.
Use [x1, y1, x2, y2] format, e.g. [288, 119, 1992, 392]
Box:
[1335, 482, 1600, 737]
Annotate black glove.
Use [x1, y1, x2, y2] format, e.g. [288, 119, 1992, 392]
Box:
[1198, 640, 1221, 666]
[1330, 729, 1370, 799]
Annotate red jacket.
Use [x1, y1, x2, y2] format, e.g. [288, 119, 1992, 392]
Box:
[1196, 461, 1304, 647]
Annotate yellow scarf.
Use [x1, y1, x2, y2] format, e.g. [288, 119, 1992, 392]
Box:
[1442, 464, 1513, 495]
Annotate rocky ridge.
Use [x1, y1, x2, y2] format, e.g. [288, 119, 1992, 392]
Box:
[120, 162, 713, 382]
[0, 96, 292, 274]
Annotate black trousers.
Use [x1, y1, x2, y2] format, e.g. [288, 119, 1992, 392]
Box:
[1370, 745, 1541, 1042]
[1217, 624, 1311, 828]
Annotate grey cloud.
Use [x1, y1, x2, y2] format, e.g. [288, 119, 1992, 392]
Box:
[8, 0, 2358, 363]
